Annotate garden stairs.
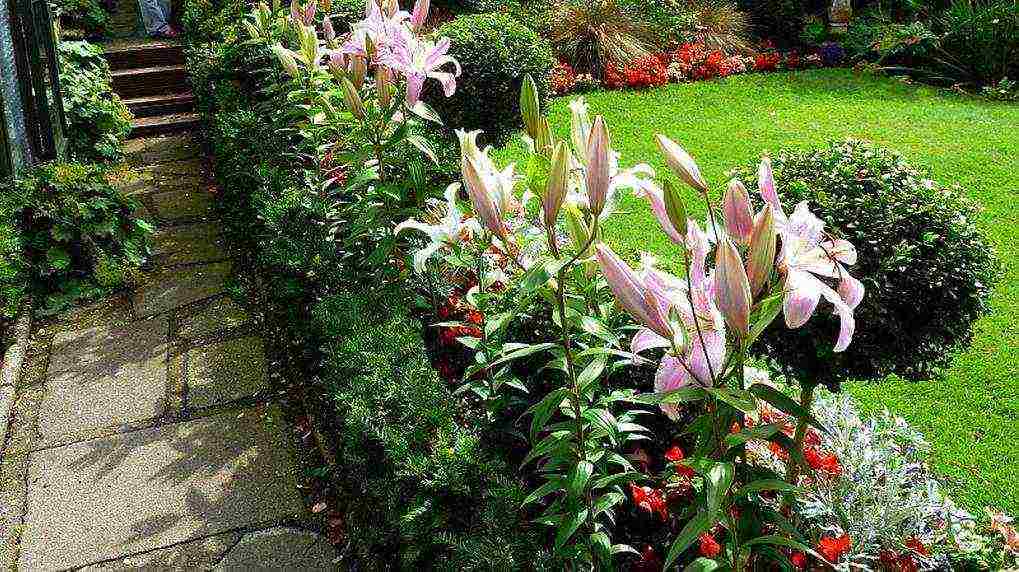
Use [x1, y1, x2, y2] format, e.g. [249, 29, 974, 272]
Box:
[104, 39, 200, 138]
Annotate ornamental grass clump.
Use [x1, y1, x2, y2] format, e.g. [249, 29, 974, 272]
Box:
[396, 74, 873, 570]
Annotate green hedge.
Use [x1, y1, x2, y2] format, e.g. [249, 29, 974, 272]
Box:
[313, 292, 549, 569]
[182, 9, 549, 565]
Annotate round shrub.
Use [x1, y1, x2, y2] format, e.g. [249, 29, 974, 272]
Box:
[736, 140, 998, 385]
[429, 13, 555, 143]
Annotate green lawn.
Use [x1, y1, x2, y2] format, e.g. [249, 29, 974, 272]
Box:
[494, 69, 1019, 514]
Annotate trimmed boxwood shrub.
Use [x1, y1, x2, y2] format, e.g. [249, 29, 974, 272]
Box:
[430, 12, 555, 143]
[735, 140, 998, 385]
[313, 290, 552, 570]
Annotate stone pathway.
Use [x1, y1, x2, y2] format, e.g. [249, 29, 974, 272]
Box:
[0, 135, 338, 570]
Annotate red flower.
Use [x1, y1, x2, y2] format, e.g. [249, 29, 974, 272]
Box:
[664, 445, 684, 462]
[789, 551, 807, 569]
[629, 482, 668, 521]
[698, 533, 721, 558]
[904, 537, 929, 557]
[439, 327, 458, 346]
[466, 310, 484, 325]
[437, 305, 452, 319]
[804, 447, 841, 477]
[817, 534, 851, 563]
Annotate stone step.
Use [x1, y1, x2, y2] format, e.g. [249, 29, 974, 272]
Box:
[112, 64, 189, 99]
[124, 92, 195, 118]
[130, 112, 201, 139]
[104, 41, 185, 70]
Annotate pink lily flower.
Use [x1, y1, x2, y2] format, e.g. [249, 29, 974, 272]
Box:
[778, 202, 864, 352]
[380, 35, 461, 106]
[756, 157, 864, 352]
[411, 0, 430, 30]
[596, 228, 727, 420]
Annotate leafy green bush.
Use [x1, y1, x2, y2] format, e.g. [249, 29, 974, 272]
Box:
[430, 13, 555, 143]
[1, 163, 153, 316]
[735, 140, 998, 384]
[181, 0, 248, 42]
[59, 41, 132, 164]
[55, 0, 109, 38]
[313, 291, 551, 570]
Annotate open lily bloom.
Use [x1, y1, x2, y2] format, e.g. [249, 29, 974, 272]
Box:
[778, 202, 863, 352]
[757, 157, 863, 352]
[340, 0, 411, 60]
[379, 34, 461, 106]
[641, 222, 727, 412]
[596, 225, 727, 420]
[395, 183, 479, 273]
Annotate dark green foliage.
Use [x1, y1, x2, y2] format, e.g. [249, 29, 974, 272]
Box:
[737, 0, 804, 47]
[430, 13, 555, 143]
[55, 0, 110, 38]
[934, 0, 1018, 84]
[59, 41, 133, 164]
[1, 163, 153, 316]
[736, 140, 998, 383]
[181, 0, 248, 42]
[314, 291, 552, 570]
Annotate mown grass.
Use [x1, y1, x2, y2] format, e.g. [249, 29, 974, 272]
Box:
[494, 68, 1019, 514]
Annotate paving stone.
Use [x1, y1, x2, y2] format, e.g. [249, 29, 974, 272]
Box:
[216, 528, 339, 570]
[46, 294, 135, 334]
[134, 262, 233, 318]
[81, 531, 243, 570]
[187, 337, 267, 409]
[144, 135, 200, 164]
[18, 405, 305, 571]
[38, 317, 168, 442]
[179, 298, 250, 340]
[151, 188, 215, 222]
[154, 223, 229, 267]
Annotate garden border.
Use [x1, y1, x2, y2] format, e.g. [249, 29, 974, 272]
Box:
[0, 298, 33, 455]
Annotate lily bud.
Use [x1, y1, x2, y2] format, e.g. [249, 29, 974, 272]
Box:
[463, 157, 507, 241]
[543, 142, 570, 230]
[569, 98, 591, 161]
[411, 0, 430, 30]
[714, 238, 752, 337]
[340, 77, 364, 119]
[322, 16, 335, 43]
[382, 0, 398, 16]
[534, 117, 553, 159]
[350, 55, 367, 89]
[586, 116, 611, 217]
[327, 50, 347, 80]
[520, 74, 541, 141]
[272, 44, 300, 78]
[302, 0, 316, 24]
[375, 65, 392, 108]
[758, 156, 782, 214]
[289, 0, 300, 22]
[595, 244, 672, 339]
[564, 202, 593, 256]
[662, 179, 687, 239]
[722, 179, 753, 245]
[746, 204, 777, 296]
[655, 134, 709, 194]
